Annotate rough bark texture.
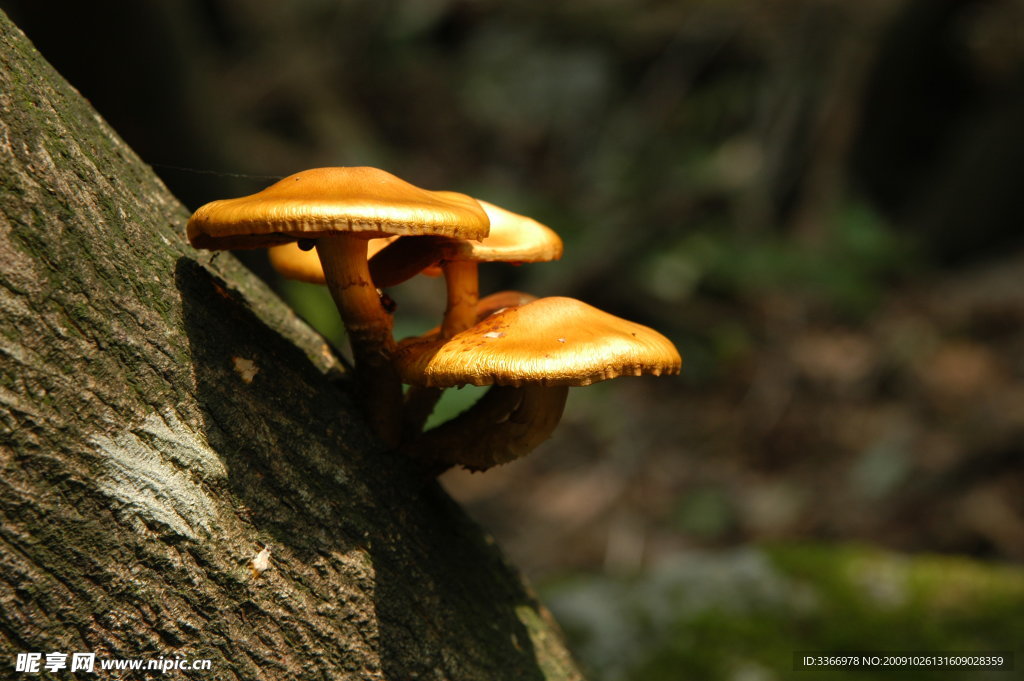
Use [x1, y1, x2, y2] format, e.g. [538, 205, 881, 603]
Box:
[0, 11, 582, 681]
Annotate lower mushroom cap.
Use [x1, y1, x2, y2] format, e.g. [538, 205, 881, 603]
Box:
[394, 296, 682, 388]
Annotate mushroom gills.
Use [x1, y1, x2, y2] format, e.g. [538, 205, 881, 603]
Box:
[406, 384, 569, 472]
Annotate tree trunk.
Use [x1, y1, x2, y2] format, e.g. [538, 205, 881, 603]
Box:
[0, 11, 582, 681]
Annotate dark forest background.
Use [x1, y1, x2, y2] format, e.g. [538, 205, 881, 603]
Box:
[4, 1, 1022, 678]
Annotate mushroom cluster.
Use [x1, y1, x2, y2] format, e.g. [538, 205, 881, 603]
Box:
[188, 166, 680, 471]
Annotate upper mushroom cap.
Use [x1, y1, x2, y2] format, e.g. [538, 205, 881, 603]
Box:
[269, 237, 398, 285]
[187, 167, 490, 250]
[394, 296, 682, 388]
[430, 196, 563, 263]
[361, 197, 562, 284]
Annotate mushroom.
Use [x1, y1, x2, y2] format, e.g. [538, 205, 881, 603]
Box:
[400, 290, 538, 436]
[373, 198, 562, 436]
[411, 197, 562, 338]
[268, 197, 560, 329]
[394, 296, 681, 471]
[187, 166, 489, 445]
[266, 198, 563, 437]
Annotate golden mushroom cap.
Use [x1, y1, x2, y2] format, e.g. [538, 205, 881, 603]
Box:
[187, 167, 489, 250]
[395, 296, 682, 388]
[269, 237, 398, 285]
[431, 196, 563, 263]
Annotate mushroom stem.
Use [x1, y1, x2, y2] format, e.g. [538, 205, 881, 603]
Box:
[401, 258, 481, 439]
[405, 384, 569, 472]
[315, 236, 402, 446]
[441, 260, 479, 338]
[369, 236, 448, 288]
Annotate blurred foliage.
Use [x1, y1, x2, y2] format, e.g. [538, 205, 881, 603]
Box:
[276, 280, 345, 349]
[547, 544, 1024, 681]
[640, 199, 913, 320]
[7, 0, 1022, 321]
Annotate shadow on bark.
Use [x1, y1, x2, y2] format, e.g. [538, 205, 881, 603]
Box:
[175, 256, 554, 680]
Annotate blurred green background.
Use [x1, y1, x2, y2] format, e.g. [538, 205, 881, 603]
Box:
[4, 0, 1022, 678]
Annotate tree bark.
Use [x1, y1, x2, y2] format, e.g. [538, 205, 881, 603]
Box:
[0, 11, 582, 681]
